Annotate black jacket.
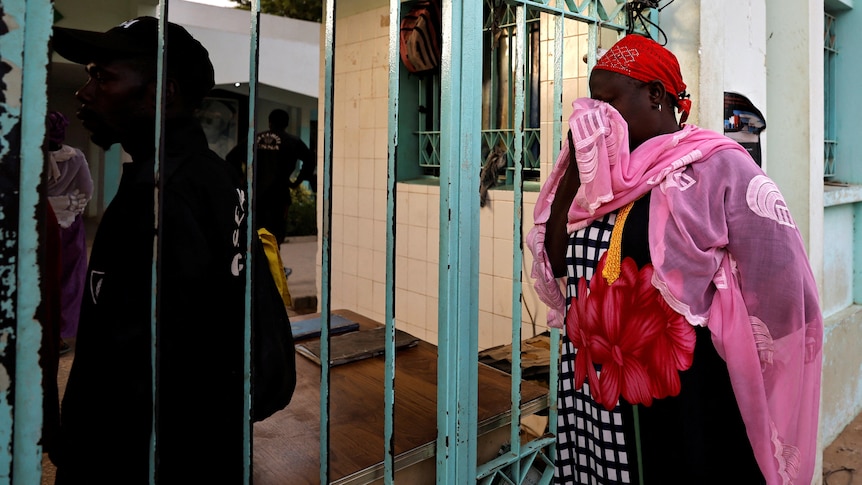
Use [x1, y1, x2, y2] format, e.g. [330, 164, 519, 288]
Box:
[54, 118, 247, 485]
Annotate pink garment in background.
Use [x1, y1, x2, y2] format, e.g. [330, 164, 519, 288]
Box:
[527, 97, 823, 484]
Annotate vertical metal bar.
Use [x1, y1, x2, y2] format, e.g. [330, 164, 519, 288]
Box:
[527, 17, 536, 149]
[823, 13, 836, 177]
[505, 21, 512, 125]
[243, 2, 262, 483]
[648, 5, 659, 44]
[436, 74, 441, 133]
[0, 4, 24, 482]
[150, 5, 170, 484]
[320, 0, 337, 482]
[586, 1, 599, 69]
[488, 3, 497, 135]
[102, 146, 122, 205]
[11, 0, 51, 482]
[384, 0, 401, 482]
[419, 78, 426, 131]
[506, 22, 515, 187]
[508, 3, 527, 482]
[547, 9, 565, 464]
[436, 1, 482, 483]
[490, 17, 499, 131]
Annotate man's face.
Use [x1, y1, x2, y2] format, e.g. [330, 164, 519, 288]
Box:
[75, 58, 155, 149]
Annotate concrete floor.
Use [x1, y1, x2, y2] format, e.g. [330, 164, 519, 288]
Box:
[824, 415, 862, 484]
[42, 342, 862, 484]
[279, 235, 318, 316]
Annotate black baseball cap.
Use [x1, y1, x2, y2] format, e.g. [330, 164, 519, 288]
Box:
[53, 16, 215, 106]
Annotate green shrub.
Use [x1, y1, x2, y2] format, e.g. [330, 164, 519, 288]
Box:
[284, 185, 317, 237]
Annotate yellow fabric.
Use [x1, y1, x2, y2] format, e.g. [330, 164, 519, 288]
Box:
[602, 200, 635, 286]
[258, 228, 292, 307]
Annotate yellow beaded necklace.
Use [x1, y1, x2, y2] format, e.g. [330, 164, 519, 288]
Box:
[601, 200, 636, 285]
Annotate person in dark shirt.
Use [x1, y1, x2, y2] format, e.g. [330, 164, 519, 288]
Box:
[51, 17, 246, 484]
[228, 108, 316, 243]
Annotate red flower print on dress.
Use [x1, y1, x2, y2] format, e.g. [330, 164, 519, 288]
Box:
[566, 253, 695, 411]
[566, 277, 602, 403]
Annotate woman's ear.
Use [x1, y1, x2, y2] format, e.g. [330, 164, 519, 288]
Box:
[647, 80, 667, 107]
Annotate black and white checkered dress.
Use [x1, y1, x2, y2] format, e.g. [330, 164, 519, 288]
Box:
[555, 212, 636, 485]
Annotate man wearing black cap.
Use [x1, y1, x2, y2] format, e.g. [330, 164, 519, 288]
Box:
[51, 17, 246, 484]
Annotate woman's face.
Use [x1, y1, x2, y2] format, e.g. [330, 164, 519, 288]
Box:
[588, 69, 656, 150]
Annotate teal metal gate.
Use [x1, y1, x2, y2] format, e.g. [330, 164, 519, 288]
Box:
[0, 0, 653, 483]
[352, 1, 643, 483]
[1, 1, 54, 483]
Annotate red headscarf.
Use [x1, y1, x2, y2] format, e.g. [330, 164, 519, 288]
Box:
[593, 35, 692, 123]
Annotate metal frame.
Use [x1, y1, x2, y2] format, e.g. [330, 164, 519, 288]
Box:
[1, 1, 53, 483]
[386, 1, 638, 483]
[824, 11, 838, 178]
[1, 1, 650, 483]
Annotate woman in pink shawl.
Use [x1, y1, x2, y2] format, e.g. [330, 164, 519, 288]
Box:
[527, 35, 822, 485]
[46, 111, 93, 353]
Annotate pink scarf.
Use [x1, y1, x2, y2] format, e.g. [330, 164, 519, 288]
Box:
[528, 98, 822, 485]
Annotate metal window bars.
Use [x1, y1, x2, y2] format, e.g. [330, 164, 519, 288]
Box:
[824, 12, 838, 179]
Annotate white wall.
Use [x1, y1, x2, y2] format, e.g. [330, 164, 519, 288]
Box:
[822, 203, 855, 315]
[166, 1, 320, 99]
[766, 0, 825, 281]
[662, 0, 768, 139]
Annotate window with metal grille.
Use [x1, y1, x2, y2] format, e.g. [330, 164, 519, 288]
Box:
[415, 1, 542, 183]
[825, 11, 838, 178]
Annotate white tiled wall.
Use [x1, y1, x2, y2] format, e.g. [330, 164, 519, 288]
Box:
[319, 6, 391, 327]
[321, 6, 589, 350]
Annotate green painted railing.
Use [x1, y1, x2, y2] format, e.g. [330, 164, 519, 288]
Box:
[387, 1, 638, 484]
[1, 1, 52, 484]
[417, 128, 542, 180]
[824, 12, 838, 178]
[320, 0, 337, 483]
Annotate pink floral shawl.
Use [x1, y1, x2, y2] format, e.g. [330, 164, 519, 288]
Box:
[527, 98, 823, 485]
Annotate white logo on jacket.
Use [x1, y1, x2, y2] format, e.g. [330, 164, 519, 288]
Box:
[231, 188, 247, 276]
[89, 270, 105, 304]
